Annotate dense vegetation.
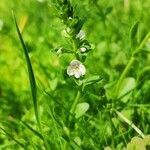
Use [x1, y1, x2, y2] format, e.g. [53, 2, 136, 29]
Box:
[0, 0, 150, 149]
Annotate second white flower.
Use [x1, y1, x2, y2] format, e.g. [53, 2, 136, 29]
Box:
[67, 60, 86, 78]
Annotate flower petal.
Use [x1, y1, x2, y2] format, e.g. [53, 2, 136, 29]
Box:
[67, 59, 86, 78]
[79, 64, 86, 75]
[67, 66, 74, 76]
[70, 60, 80, 66]
[74, 72, 81, 78]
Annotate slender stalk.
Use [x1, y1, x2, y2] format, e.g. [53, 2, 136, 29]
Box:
[108, 111, 116, 147]
[135, 32, 150, 54]
[114, 31, 150, 99]
[72, 39, 77, 51]
[115, 56, 135, 97]
[70, 90, 81, 114]
[115, 110, 145, 138]
[47, 104, 64, 150]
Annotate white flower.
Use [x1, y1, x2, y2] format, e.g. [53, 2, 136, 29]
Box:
[80, 47, 87, 52]
[67, 60, 86, 78]
[76, 30, 85, 40]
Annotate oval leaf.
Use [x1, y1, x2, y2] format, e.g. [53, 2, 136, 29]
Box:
[75, 102, 89, 119]
[84, 75, 103, 86]
[117, 77, 136, 102]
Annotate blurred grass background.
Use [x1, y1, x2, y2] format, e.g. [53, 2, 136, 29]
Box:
[0, 0, 150, 149]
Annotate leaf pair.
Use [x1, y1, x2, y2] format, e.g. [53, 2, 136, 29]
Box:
[130, 21, 150, 53]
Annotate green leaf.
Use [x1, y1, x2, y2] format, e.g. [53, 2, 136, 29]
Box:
[13, 13, 40, 130]
[117, 77, 136, 102]
[84, 75, 103, 86]
[126, 135, 150, 149]
[130, 21, 139, 50]
[68, 17, 78, 27]
[75, 18, 86, 34]
[75, 102, 89, 119]
[13, 12, 50, 150]
[127, 136, 145, 150]
[104, 146, 112, 150]
[74, 137, 82, 146]
[143, 135, 150, 146]
[50, 78, 58, 91]
[22, 121, 43, 140]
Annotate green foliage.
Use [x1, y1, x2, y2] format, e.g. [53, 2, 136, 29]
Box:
[117, 77, 136, 102]
[75, 102, 89, 119]
[127, 135, 150, 150]
[0, 0, 150, 149]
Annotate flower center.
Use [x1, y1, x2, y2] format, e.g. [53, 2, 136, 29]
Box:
[72, 64, 80, 71]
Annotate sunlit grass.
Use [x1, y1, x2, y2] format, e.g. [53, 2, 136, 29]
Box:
[0, 0, 150, 149]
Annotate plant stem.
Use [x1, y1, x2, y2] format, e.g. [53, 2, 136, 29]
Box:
[70, 90, 81, 114]
[114, 32, 150, 98]
[115, 56, 135, 97]
[108, 111, 116, 147]
[137, 32, 150, 51]
[72, 39, 76, 51]
[47, 103, 64, 150]
[115, 110, 145, 138]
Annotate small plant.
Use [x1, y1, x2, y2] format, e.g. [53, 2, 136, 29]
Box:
[0, 0, 150, 149]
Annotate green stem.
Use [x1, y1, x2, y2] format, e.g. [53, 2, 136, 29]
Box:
[137, 32, 150, 51]
[114, 32, 150, 98]
[115, 56, 135, 97]
[70, 90, 81, 114]
[71, 37, 77, 51]
[48, 104, 64, 150]
[115, 110, 145, 138]
[108, 111, 116, 147]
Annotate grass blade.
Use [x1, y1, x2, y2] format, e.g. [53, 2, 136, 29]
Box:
[22, 121, 43, 140]
[115, 110, 145, 138]
[12, 12, 51, 150]
[12, 11, 40, 131]
[0, 127, 27, 149]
